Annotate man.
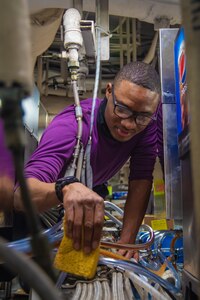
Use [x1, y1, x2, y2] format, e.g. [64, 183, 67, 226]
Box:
[14, 61, 160, 258]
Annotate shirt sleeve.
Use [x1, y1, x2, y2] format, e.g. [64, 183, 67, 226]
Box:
[24, 113, 78, 183]
[129, 120, 157, 181]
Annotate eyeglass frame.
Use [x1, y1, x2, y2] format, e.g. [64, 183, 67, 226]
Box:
[111, 84, 157, 126]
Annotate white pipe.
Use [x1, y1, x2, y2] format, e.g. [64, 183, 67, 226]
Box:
[86, 283, 93, 300]
[63, 8, 83, 49]
[102, 280, 111, 300]
[124, 275, 134, 300]
[116, 272, 125, 300]
[94, 281, 103, 300]
[143, 31, 159, 64]
[0, 0, 32, 95]
[126, 270, 169, 300]
[72, 283, 82, 300]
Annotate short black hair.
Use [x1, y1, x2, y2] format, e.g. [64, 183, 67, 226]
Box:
[114, 61, 160, 94]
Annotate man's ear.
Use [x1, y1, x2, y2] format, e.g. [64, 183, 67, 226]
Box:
[105, 83, 112, 97]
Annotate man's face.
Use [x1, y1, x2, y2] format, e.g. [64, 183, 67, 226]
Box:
[104, 80, 160, 142]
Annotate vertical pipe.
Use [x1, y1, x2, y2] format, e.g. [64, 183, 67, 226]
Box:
[126, 18, 131, 63]
[96, 0, 109, 96]
[132, 18, 137, 62]
[73, 0, 83, 16]
[181, 0, 200, 276]
[95, 0, 101, 95]
[119, 17, 124, 68]
[37, 56, 43, 94]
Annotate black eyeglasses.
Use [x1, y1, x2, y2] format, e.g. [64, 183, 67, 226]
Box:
[112, 85, 157, 126]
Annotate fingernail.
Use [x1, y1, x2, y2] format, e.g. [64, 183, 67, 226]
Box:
[74, 243, 80, 251]
[84, 247, 91, 254]
[92, 242, 98, 250]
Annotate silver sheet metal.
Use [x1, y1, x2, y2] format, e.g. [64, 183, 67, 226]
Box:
[159, 28, 182, 220]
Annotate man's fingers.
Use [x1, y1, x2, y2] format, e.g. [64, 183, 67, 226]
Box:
[117, 249, 127, 256]
[73, 205, 84, 251]
[65, 204, 74, 238]
[92, 201, 104, 250]
[117, 249, 139, 260]
[83, 205, 94, 254]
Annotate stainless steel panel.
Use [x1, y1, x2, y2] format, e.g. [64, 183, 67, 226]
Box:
[159, 28, 182, 219]
[181, 154, 200, 279]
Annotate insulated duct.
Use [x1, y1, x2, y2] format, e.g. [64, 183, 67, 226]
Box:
[0, 0, 32, 95]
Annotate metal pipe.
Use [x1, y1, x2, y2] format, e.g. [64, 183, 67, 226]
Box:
[82, 0, 102, 188]
[126, 18, 131, 63]
[132, 18, 137, 62]
[119, 17, 124, 68]
[143, 31, 159, 64]
[101, 224, 154, 250]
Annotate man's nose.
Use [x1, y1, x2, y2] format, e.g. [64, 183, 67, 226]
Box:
[120, 117, 137, 130]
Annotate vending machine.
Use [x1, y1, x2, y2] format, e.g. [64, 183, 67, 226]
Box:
[174, 27, 200, 299]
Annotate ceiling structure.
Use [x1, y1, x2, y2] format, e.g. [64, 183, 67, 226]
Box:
[29, 0, 181, 121]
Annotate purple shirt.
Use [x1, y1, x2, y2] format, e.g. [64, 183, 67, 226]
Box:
[25, 98, 157, 186]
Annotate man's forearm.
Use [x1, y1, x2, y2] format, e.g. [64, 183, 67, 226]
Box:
[14, 178, 60, 212]
[120, 179, 152, 244]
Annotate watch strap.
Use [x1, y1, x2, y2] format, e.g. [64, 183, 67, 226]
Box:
[55, 176, 79, 203]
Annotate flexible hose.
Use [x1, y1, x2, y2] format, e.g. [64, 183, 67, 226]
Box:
[101, 224, 154, 250]
[79, 283, 87, 300]
[86, 283, 94, 300]
[102, 280, 111, 300]
[111, 272, 118, 300]
[94, 280, 103, 300]
[84, 0, 102, 189]
[8, 221, 154, 253]
[0, 238, 62, 300]
[126, 270, 169, 300]
[72, 282, 82, 300]
[116, 272, 125, 300]
[56, 272, 67, 288]
[124, 274, 134, 300]
[98, 258, 181, 295]
[104, 211, 123, 228]
[157, 249, 181, 290]
[100, 249, 130, 261]
[104, 201, 124, 216]
[65, 80, 83, 178]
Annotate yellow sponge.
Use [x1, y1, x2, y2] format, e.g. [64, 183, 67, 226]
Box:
[54, 222, 100, 279]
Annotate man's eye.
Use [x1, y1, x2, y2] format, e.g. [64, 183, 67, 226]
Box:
[117, 106, 127, 113]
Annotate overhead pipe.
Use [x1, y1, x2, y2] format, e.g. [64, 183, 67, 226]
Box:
[143, 31, 159, 64]
[62, 8, 84, 178]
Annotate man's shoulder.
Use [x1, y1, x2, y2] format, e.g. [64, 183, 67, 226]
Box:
[54, 98, 102, 117]
[43, 98, 103, 133]
[80, 98, 102, 111]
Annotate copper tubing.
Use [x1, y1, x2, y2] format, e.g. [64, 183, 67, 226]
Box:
[100, 224, 154, 251]
[100, 249, 130, 261]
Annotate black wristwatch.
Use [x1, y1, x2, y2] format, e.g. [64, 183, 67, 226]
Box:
[55, 176, 79, 203]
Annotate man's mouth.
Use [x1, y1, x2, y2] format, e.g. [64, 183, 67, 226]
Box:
[116, 127, 134, 137]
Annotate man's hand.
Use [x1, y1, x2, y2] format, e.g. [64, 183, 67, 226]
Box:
[116, 236, 139, 260]
[0, 175, 14, 211]
[117, 247, 139, 261]
[62, 182, 104, 254]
